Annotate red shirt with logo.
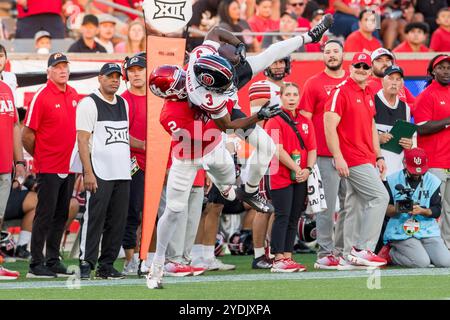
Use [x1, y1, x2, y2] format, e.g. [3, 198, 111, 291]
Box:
[344, 30, 382, 53]
[430, 27, 450, 52]
[0, 81, 17, 174]
[392, 41, 430, 53]
[122, 90, 146, 171]
[160, 100, 223, 160]
[325, 77, 376, 167]
[17, 0, 62, 18]
[413, 80, 450, 168]
[300, 70, 348, 157]
[24, 80, 79, 173]
[265, 109, 316, 190]
[367, 76, 415, 107]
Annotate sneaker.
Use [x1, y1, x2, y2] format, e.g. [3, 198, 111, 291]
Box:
[123, 258, 138, 276]
[14, 245, 31, 261]
[80, 260, 92, 280]
[192, 257, 219, 271]
[270, 258, 300, 273]
[146, 263, 164, 289]
[348, 247, 387, 267]
[307, 13, 334, 43]
[314, 255, 340, 270]
[190, 265, 206, 276]
[47, 260, 73, 278]
[294, 241, 315, 254]
[204, 257, 236, 271]
[26, 264, 57, 279]
[95, 266, 125, 280]
[164, 261, 193, 277]
[285, 258, 307, 272]
[337, 256, 367, 271]
[138, 261, 149, 277]
[0, 266, 20, 280]
[252, 255, 273, 269]
[236, 185, 274, 214]
[377, 244, 392, 266]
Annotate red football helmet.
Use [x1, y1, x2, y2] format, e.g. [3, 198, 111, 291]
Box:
[148, 65, 187, 100]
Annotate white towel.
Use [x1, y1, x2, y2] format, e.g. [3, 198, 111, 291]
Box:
[305, 164, 327, 214]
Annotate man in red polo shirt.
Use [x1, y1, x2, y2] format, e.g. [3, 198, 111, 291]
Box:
[0, 79, 25, 280]
[16, 0, 65, 38]
[22, 53, 79, 278]
[300, 39, 348, 269]
[368, 48, 415, 107]
[430, 8, 450, 52]
[414, 54, 450, 249]
[324, 52, 389, 268]
[343, 9, 381, 54]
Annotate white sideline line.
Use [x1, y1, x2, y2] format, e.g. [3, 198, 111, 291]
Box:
[1, 268, 450, 290]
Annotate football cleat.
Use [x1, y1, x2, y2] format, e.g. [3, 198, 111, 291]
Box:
[236, 186, 274, 214]
[307, 13, 334, 43]
[146, 263, 164, 289]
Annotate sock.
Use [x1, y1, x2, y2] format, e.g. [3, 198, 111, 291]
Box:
[191, 244, 204, 261]
[204, 245, 215, 260]
[254, 247, 265, 259]
[268, 246, 275, 259]
[17, 231, 31, 247]
[221, 186, 236, 201]
[133, 252, 139, 262]
[145, 253, 155, 267]
[245, 183, 258, 194]
[303, 34, 312, 44]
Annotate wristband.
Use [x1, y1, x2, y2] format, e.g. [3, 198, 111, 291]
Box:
[376, 156, 385, 161]
[306, 166, 313, 174]
[15, 160, 26, 167]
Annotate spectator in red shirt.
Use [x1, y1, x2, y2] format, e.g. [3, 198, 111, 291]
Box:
[262, 11, 304, 52]
[393, 22, 430, 53]
[15, 0, 65, 38]
[324, 52, 389, 267]
[22, 53, 80, 278]
[248, 0, 280, 44]
[120, 54, 147, 274]
[300, 39, 348, 269]
[414, 54, 450, 249]
[285, 0, 311, 30]
[430, 8, 450, 52]
[344, 9, 382, 54]
[265, 82, 317, 272]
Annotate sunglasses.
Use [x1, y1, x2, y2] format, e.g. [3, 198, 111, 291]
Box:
[353, 63, 371, 70]
[290, 2, 305, 7]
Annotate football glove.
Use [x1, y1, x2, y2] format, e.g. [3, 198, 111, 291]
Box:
[235, 42, 246, 62]
[257, 101, 281, 120]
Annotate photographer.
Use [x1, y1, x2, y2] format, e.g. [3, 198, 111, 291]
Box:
[382, 148, 450, 268]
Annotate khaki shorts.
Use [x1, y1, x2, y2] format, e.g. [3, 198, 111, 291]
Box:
[0, 173, 12, 219]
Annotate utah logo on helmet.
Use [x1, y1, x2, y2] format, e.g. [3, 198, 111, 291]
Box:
[193, 55, 235, 93]
[0, 231, 16, 259]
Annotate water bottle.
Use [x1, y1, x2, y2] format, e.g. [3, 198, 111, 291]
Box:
[290, 150, 301, 181]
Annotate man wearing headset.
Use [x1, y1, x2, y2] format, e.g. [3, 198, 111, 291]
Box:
[120, 53, 147, 275]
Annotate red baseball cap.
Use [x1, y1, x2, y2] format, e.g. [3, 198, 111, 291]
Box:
[432, 55, 450, 69]
[404, 148, 429, 175]
[352, 52, 372, 67]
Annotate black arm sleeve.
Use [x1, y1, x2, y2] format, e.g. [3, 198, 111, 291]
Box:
[387, 183, 395, 205]
[428, 188, 442, 219]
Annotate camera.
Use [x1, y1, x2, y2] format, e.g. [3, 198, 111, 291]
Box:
[395, 184, 414, 212]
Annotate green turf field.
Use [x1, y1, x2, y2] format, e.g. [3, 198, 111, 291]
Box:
[1, 254, 450, 300]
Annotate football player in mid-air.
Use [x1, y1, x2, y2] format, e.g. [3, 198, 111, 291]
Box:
[146, 15, 333, 289]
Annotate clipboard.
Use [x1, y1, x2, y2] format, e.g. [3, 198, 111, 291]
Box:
[381, 120, 417, 154]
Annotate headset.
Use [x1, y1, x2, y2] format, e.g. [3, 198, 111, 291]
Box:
[122, 51, 147, 81]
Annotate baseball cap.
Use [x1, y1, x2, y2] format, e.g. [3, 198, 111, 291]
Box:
[82, 14, 99, 27]
[280, 11, 298, 21]
[125, 55, 146, 70]
[99, 63, 122, 76]
[351, 52, 372, 67]
[98, 14, 117, 25]
[47, 52, 69, 67]
[404, 148, 429, 175]
[384, 65, 404, 77]
[371, 48, 395, 62]
[34, 30, 52, 42]
[432, 55, 450, 69]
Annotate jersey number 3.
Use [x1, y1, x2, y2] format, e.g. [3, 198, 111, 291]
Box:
[205, 93, 213, 107]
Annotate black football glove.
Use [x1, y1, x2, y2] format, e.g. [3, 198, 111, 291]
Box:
[257, 101, 281, 120]
[235, 42, 246, 62]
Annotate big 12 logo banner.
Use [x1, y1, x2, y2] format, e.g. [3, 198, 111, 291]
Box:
[142, 0, 193, 34]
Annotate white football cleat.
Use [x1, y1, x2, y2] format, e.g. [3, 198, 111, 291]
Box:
[146, 263, 164, 289]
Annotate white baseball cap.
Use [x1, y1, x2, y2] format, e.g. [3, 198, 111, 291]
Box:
[371, 48, 395, 62]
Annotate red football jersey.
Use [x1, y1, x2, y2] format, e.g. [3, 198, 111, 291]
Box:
[0, 80, 18, 173]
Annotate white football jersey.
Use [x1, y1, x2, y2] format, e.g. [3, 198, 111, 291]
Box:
[248, 80, 282, 114]
[186, 40, 239, 119]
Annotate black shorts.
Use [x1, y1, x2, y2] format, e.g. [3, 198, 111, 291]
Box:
[4, 189, 29, 221]
[207, 184, 245, 214]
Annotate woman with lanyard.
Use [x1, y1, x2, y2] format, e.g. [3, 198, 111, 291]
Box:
[264, 82, 317, 272]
